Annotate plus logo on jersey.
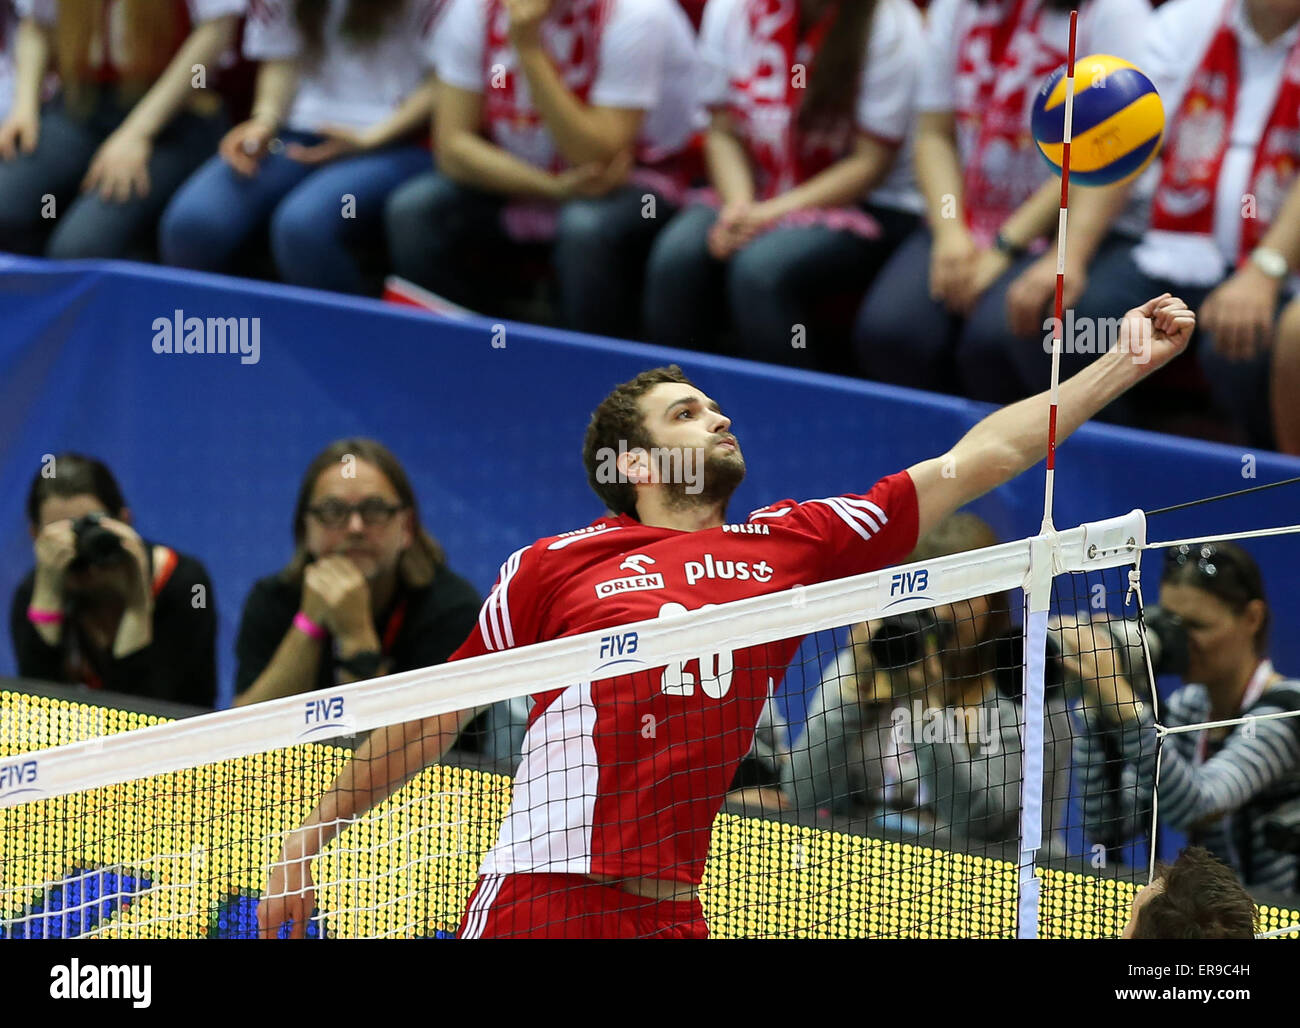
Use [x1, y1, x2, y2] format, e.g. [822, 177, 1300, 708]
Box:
[684, 554, 774, 586]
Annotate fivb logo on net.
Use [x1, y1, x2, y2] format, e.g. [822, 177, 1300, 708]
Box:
[0, 757, 40, 801]
[151, 309, 261, 365]
[885, 567, 930, 608]
[299, 695, 354, 740]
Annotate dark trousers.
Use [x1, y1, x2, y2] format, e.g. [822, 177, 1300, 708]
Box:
[0, 94, 226, 260]
[385, 171, 673, 338]
[643, 202, 919, 372]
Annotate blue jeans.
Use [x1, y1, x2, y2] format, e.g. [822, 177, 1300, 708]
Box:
[853, 226, 1054, 399]
[0, 94, 226, 259]
[644, 203, 917, 371]
[385, 171, 673, 337]
[160, 136, 431, 294]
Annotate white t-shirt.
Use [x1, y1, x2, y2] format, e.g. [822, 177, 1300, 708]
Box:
[918, 0, 1151, 114]
[1133, 0, 1300, 283]
[18, 0, 246, 26]
[697, 0, 926, 212]
[433, 0, 700, 168]
[919, 0, 1152, 234]
[17, 0, 246, 94]
[246, 0, 446, 133]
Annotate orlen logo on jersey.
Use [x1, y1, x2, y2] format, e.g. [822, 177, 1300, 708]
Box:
[0, 758, 40, 800]
[593, 631, 647, 675]
[885, 568, 930, 607]
[595, 574, 665, 599]
[298, 696, 353, 739]
[684, 554, 774, 586]
[722, 523, 769, 535]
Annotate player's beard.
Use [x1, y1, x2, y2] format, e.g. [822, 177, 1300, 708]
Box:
[659, 446, 746, 514]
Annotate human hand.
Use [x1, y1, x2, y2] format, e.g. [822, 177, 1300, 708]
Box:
[302, 555, 372, 640]
[706, 199, 753, 260]
[0, 107, 40, 161]
[552, 149, 632, 200]
[259, 830, 318, 940]
[1118, 292, 1195, 374]
[929, 224, 977, 310]
[82, 129, 153, 203]
[1199, 265, 1281, 361]
[219, 117, 277, 177]
[505, 0, 550, 48]
[951, 245, 1011, 316]
[285, 124, 375, 165]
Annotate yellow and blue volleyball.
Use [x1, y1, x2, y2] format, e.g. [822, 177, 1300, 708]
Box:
[1031, 54, 1164, 186]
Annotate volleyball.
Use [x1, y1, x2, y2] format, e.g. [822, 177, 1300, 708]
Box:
[1031, 53, 1164, 186]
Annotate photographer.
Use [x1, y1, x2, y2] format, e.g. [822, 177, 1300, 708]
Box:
[1062, 542, 1300, 895]
[9, 453, 217, 707]
[783, 513, 1073, 855]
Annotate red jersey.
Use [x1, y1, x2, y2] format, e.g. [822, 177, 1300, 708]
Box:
[449, 470, 920, 885]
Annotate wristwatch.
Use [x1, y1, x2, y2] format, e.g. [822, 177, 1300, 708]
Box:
[1249, 246, 1288, 280]
[337, 649, 384, 680]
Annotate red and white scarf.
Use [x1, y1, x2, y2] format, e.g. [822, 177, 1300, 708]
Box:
[725, 0, 846, 200]
[482, 0, 612, 173]
[954, 0, 1065, 246]
[1147, 0, 1300, 275]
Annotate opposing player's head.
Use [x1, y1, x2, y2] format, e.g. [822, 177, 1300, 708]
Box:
[583, 366, 745, 521]
[1122, 847, 1257, 939]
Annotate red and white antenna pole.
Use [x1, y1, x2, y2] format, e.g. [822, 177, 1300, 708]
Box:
[1042, 9, 1078, 535]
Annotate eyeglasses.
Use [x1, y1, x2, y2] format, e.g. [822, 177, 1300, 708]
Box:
[307, 498, 405, 529]
[1166, 543, 1222, 578]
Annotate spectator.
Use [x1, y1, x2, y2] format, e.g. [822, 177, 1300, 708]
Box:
[971, 0, 1300, 441]
[385, 0, 699, 339]
[643, 0, 926, 372]
[0, 0, 244, 259]
[784, 512, 1073, 856]
[9, 453, 217, 708]
[1122, 846, 1257, 939]
[160, 0, 445, 295]
[1064, 541, 1300, 896]
[852, 0, 1150, 395]
[233, 438, 525, 762]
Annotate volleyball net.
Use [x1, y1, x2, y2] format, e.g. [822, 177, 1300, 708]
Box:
[2, 508, 1299, 939]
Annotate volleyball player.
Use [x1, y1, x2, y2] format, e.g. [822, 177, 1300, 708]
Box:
[259, 293, 1195, 940]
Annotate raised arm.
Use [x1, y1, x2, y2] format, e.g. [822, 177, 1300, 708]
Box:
[906, 294, 1195, 539]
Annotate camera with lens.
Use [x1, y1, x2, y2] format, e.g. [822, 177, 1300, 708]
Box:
[868, 610, 940, 671]
[69, 513, 126, 572]
[1262, 795, 1300, 855]
[1140, 605, 1190, 678]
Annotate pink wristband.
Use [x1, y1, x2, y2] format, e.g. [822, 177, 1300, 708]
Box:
[27, 606, 63, 626]
[293, 611, 326, 642]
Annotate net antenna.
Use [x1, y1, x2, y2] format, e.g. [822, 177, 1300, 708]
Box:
[1041, 8, 1078, 537]
[1017, 9, 1079, 939]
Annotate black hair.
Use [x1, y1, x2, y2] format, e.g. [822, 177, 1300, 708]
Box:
[1161, 541, 1270, 655]
[25, 453, 126, 527]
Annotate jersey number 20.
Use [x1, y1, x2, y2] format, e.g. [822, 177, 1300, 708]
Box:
[657, 602, 735, 698]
